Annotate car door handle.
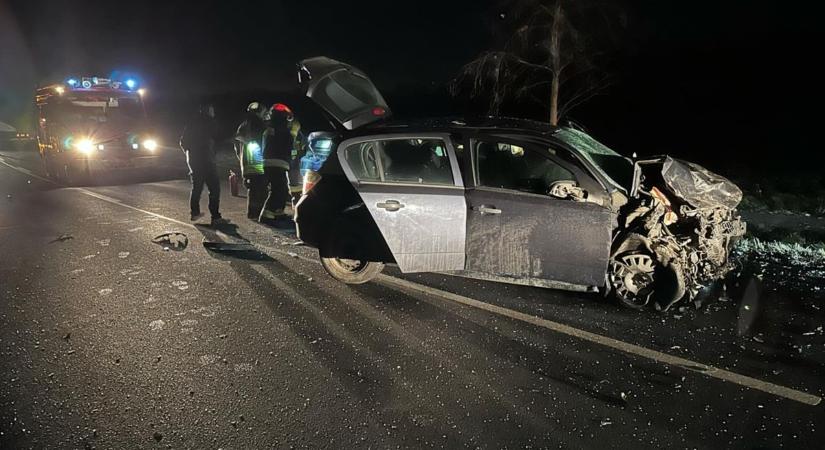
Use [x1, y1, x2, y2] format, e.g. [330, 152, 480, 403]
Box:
[376, 200, 405, 212]
[474, 205, 502, 215]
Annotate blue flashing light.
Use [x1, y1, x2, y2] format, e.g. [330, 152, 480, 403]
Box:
[125, 79, 137, 89]
[67, 78, 78, 87]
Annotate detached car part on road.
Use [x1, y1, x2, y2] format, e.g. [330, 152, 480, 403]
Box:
[294, 56, 746, 310]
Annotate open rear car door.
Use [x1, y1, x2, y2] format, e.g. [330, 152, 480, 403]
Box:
[299, 57, 466, 273]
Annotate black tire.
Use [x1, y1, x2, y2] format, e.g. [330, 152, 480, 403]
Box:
[320, 256, 384, 284]
[319, 222, 385, 284]
[608, 252, 688, 311]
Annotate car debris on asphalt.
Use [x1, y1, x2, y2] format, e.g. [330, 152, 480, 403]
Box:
[49, 233, 74, 243]
[151, 232, 189, 251]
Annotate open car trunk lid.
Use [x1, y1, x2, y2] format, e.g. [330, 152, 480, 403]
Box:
[298, 56, 392, 131]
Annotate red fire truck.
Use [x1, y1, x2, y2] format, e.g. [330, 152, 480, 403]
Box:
[36, 76, 160, 184]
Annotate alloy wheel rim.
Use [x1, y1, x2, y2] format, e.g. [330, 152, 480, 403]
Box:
[610, 253, 656, 307]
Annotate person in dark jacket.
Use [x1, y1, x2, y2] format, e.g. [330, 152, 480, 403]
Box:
[234, 102, 267, 219]
[180, 103, 227, 225]
[258, 103, 294, 225]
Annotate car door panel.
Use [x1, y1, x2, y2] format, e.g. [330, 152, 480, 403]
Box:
[466, 188, 613, 287]
[465, 201, 501, 273]
[358, 185, 466, 273]
[338, 134, 467, 273]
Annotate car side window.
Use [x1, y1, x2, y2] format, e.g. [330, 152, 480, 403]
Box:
[475, 140, 576, 195]
[343, 141, 381, 181]
[343, 138, 455, 185]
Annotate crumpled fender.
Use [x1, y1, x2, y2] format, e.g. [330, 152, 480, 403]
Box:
[611, 232, 653, 258]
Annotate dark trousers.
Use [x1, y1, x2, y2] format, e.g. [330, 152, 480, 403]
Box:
[260, 169, 290, 220]
[245, 175, 268, 219]
[190, 169, 221, 219]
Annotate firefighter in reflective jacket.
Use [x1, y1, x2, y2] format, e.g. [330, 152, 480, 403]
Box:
[234, 102, 267, 219]
[287, 115, 307, 200]
[258, 103, 294, 224]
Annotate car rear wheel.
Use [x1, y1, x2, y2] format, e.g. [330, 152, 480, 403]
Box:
[320, 256, 384, 284]
[319, 224, 385, 284]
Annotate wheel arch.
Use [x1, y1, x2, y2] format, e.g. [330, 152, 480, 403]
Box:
[319, 204, 395, 264]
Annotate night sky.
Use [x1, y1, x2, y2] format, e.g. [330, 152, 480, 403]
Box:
[1, 0, 822, 175]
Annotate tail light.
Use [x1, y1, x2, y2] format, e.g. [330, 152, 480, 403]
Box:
[302, 170, 322, 195]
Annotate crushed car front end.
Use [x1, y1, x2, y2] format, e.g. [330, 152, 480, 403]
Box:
[610, 156, 747, 310]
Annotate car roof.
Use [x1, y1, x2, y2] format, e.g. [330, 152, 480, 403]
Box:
[349, 116, 628, 195]
[357, 116, 561, 138]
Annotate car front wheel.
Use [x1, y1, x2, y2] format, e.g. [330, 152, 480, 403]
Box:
[608, 252, 687, 310]
[608, 252, 657, 309]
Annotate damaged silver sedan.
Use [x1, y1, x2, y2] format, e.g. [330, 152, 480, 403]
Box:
[294, 57, 746, 310]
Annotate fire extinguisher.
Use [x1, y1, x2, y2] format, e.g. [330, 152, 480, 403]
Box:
[229, 170, 239, 197]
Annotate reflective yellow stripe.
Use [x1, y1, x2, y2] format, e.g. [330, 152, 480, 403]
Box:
[243, 143, 265, 175]
[260, 209, 279, 219]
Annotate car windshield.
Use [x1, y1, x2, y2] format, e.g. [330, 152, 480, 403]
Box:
[555, 127, 633, 192]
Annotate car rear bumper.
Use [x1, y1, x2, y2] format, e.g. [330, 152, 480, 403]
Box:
[293, 194, 321, 248]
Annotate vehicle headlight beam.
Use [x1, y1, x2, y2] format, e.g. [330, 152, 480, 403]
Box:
[75, 139, 95, 155]
[142, 139, 158, 151]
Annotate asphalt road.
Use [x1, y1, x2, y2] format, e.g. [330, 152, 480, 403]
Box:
[1, 143, 823, 449]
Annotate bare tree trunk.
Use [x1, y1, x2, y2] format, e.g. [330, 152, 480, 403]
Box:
[549, 72, 560, 125]
[548, 0, 564, 126]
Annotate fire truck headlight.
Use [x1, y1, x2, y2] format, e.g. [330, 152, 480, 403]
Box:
[76, 139, 95, 155]
[142, 139, 158, 151]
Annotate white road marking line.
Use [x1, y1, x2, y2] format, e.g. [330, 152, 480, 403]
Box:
[73, 188, 195, 229]
[375, 274, 822, 406]
[0, 155, 56, 184]
[72, 187, 823, 407]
